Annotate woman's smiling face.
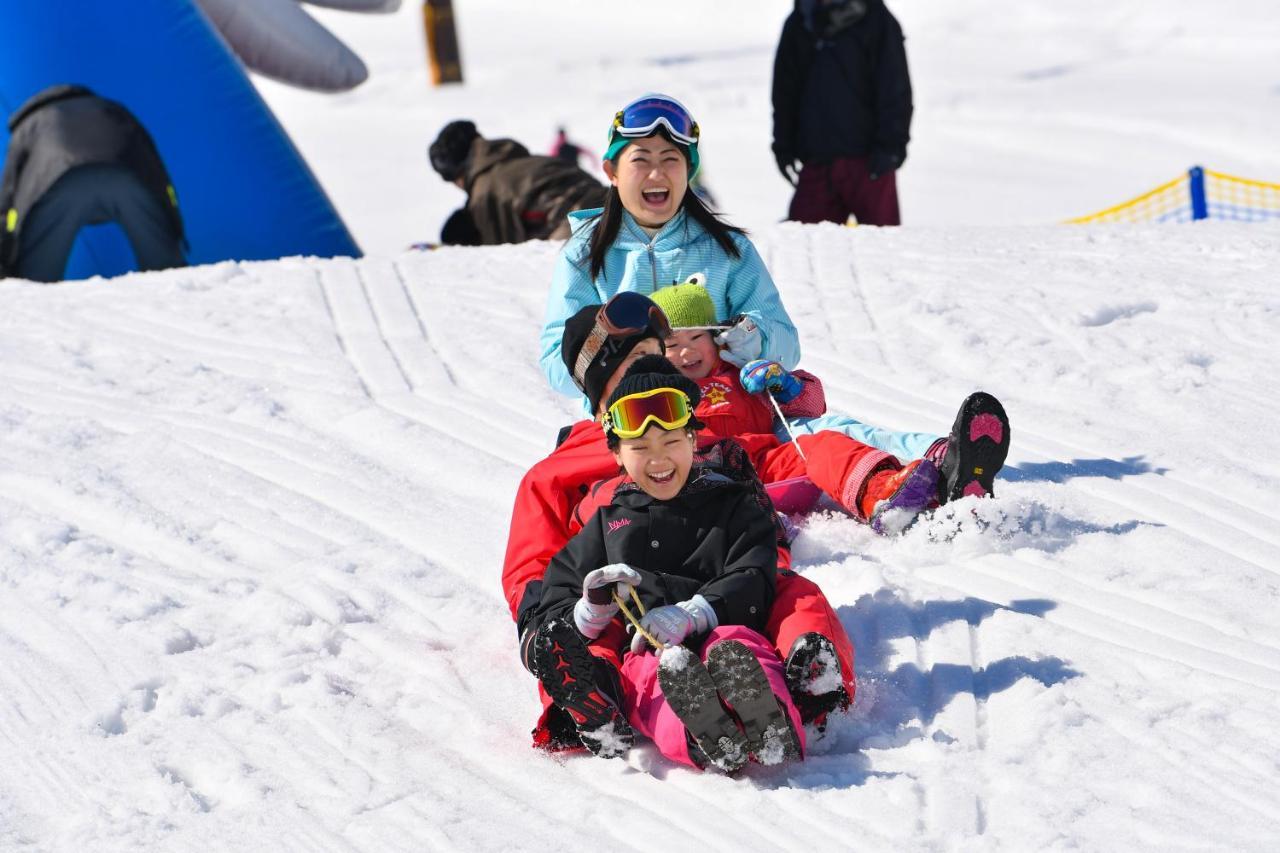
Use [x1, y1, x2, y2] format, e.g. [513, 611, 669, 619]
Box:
[603, 135, 689, 228]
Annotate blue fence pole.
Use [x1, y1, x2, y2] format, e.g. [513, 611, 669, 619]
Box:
[1188, 166, 1208, 221]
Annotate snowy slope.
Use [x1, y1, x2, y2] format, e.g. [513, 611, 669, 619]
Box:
[2, 222, 1279, 850]
[258, 0, 1280, 253]
[4, 1, 1280, 849]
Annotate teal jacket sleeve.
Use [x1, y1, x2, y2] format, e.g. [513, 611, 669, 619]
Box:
[540, 243, 602, 402]
[727, 235, 801, 370]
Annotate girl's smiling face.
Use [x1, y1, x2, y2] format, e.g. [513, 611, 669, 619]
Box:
[612, 423, 695, 500]
[663, 328, 721, 380]
[603, 135, 689, 228]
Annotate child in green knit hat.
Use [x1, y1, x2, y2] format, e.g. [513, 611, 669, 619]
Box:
[650, 279, 824, 440]
[649, 279, 1012, 530]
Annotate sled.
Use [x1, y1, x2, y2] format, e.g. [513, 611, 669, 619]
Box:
[765, 475, 822, 515]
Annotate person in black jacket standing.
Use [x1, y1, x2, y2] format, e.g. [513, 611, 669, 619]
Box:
[772, 0, 913, 226]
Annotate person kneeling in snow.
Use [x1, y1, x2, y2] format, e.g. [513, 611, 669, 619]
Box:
[428, 120, 607, 245]
[528, 358, 804, 771]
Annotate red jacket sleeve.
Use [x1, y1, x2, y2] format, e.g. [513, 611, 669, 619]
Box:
[500, 422, 619, 626]
[779, 369, 826, 419]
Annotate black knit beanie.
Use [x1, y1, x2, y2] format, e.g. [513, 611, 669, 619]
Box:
[561, 305, 665, 413]
[605, 355, 701, 413]
[429, 120, 479, 181]
[602, 355, 704, 446]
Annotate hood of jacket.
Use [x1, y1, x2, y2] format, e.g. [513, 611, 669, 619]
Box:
[798, 0, 876, 37]
[464, 137, 530, 186]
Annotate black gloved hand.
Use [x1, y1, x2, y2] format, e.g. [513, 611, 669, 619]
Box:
[774, 148, 801, 186]
[868, 150, 903, 181]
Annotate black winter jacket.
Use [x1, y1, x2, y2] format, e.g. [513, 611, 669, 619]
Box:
[772, 0, 913, 166]
[462, 137, 607, 245]
[534, 468, 778, 643]
[0, 85, 183, 274]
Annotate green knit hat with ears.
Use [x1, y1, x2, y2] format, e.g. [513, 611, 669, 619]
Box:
[649, 278, 719, 330]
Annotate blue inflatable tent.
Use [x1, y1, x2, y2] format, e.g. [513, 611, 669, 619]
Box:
[0, 0, 360, 280]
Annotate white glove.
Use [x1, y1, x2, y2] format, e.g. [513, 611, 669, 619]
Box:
[715, 315, 763, 367]
[629, 595, 718, 653]
[573, 564, 642, 639]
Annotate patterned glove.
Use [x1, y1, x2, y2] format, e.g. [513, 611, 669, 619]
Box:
[715, 315, 763, 367]
[739, 359, 803, 403]
[629, 595, 718, 654]
[573, 564, 642, 639]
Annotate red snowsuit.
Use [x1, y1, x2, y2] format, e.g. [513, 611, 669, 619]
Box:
[692, 356, 898, 520]
[501, 420, 856, 747]
[694, 359, 826, 437]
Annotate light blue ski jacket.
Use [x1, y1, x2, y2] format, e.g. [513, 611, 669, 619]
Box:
[540, 207, 801, 404]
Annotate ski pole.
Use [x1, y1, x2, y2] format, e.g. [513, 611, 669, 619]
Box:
[768, 390, 807, 461]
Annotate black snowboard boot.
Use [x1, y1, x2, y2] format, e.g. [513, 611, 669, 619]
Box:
[936, 391, 1010, 503]
[657, 647, 750, 773]
[530, 619, 633, 759]
[706, 640, 802, 765]
[784, 633, 852, 731]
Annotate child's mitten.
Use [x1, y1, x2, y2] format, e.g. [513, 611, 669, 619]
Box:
[739, 359, 803, 403]
[715, 315, 763, 366]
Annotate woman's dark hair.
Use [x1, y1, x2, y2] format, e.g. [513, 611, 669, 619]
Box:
[582, 133, 746, 282]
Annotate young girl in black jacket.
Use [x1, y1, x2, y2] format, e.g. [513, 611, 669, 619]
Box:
[529, 356, 804, 772]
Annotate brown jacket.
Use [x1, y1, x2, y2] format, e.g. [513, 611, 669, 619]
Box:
[462, 137, 606, 244]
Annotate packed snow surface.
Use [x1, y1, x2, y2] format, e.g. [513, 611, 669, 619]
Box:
[4, 1, 1280, 850]
[4, 221, 1278, 850]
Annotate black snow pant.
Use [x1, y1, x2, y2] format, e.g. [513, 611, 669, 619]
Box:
[15, 163, 186, 282]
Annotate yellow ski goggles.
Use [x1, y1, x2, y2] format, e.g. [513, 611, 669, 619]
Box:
[603, 387, 693, 440]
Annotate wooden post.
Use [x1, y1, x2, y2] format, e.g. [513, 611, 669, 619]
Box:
[423, 0, 463, 85]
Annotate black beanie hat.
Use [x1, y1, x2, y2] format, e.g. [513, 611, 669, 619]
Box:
[561, 305, 665, 413]
[429, 120, 479, 181]
[603, 355, 703, 443]
[605, 354, 701, 411]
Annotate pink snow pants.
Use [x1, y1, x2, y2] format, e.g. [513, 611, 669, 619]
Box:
[619, 625, 806, 769]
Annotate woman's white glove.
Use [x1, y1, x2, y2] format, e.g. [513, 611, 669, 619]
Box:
[629, 595, 718, 653]
[715, 315, 763, 367]
[572, 564, 642, 639]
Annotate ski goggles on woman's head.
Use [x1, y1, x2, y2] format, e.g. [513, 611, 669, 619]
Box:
[610, 94, 700, 146]
[572, 292, 673, 392]
[604, 387, 693, 440]
[604, 94, 702, 178]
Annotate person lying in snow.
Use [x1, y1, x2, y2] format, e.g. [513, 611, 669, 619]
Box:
[646, 281, 1012, 521]
[503, 296, 855, 754]
[527, 358, 804, 771]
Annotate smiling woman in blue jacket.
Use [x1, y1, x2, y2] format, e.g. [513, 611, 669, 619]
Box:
[539, 93, 1005, 468]
[539, 94, 801, 405]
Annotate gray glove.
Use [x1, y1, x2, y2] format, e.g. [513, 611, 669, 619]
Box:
[629, 595, 718, 653]
[572, 564, 642, 639]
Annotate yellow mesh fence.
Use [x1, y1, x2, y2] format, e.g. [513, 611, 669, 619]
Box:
[1204, 169, 1280, 222]
[1066, 167, 1280, 225]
